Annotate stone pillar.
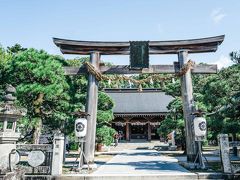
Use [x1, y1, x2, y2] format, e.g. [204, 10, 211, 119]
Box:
[84, 52, 100, 164]
[62, 135, 67, 164]
[3, 120, 7, 130]
[172, 131, 176, 146]
[147, 122, 151, 141]
[178, 50, 197, 162]
[51, 134, 64, 176]
[218, 134, 232, 173]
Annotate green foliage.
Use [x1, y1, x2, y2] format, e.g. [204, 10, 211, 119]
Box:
[230, 51, 240, 64]
[97, 110, 114, 125]
[70, 142, 79, 150]
[96, 91, 115, 145]
[157, 60, 240, 143]
[96, 125, 116, 146]
[157, 97, 185, 146]
[202, 64, 240, 140]
[9, 49, 69, 112]
[3, 48, 70, 142]
[0, 45, 13, 100]
[7, 44, 27, 54]
[98, 91, 114, 111]
[164, 79, 181, 97]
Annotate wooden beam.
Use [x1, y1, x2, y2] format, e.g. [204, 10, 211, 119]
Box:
[60, 45, 219, 55]
[64, 66, 87, 75]
[64, 63, 217, 75]
[53, 35, 224, 55]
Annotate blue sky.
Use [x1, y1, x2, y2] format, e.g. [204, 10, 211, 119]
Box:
[1, 0, 240, 68]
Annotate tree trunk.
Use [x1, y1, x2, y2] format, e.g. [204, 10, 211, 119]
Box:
[33, 118, 42, 144]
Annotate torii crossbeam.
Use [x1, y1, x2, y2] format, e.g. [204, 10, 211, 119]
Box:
[53, 35, 224, 163]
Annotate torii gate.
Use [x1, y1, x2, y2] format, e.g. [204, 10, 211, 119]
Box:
[53, 35, 224, 163]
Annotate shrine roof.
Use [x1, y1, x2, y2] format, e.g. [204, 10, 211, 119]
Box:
[53, 35, 224, 55]
[105, 88, 174, 114]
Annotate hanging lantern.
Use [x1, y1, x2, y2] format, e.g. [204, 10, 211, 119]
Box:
[194, 117, 207, 139]
[75, 118, 87, 138]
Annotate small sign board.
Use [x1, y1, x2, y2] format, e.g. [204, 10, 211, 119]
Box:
[130, 41, 149, 69]
[27, 150, 45, 167]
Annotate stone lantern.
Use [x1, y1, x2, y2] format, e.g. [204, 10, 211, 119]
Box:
[0, 85, 25, 170]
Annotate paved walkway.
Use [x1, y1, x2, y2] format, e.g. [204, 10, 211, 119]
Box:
[93, 149, 191, 175]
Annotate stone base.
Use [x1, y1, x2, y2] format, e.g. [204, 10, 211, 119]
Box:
[82, 163, 97, 170]
[180, 162, 207, 170]
[0, 132, 20, 144]
[168, 145, 177, 151]
[180, 162, 196, 170]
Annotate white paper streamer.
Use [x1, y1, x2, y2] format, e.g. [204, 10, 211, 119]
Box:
[150, 78, 153, 85]
[108, 79, 111, 86]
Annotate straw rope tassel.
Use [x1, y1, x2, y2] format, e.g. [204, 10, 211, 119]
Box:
[84, 60, 195, 88]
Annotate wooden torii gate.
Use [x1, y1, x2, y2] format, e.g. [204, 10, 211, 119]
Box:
[53, 35, 224, 163]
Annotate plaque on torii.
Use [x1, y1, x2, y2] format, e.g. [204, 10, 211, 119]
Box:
[53, 35, 224, 163]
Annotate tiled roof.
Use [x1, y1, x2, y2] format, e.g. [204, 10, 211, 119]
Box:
[105, 89, 174, 114]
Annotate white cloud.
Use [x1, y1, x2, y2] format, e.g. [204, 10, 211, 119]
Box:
[210, 8, 226, 24]
[213, 55, 233, 69]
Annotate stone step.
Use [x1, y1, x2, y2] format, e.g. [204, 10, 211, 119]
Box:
[109, 141, 166, 151]
[53, 173, 227, 180]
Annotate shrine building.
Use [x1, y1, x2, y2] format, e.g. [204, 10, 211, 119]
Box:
[105, 88, 174, 141]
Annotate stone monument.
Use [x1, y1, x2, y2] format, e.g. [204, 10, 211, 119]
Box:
[218, 134, 232, 173]
[168, 131, 177, 151]
[0, 85, 25, 170]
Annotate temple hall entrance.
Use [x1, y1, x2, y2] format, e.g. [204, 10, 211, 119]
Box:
[130, 124, 147, 140]
[106, 88, 170, 142]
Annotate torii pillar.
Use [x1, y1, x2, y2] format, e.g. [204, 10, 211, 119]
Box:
[178, 50, 197, 162]
[84, 52, 100, 164]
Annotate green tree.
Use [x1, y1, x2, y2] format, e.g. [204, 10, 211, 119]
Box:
[157, 97, 185, 148]
[203, 63, 240, 140]
[64, 58, 116, 146]
[7, 43, 27, 54]
[7, 48, 70, 143]
[96, 91, 115, 146]
[0, 46, 12, 99]
[230, 51, 240, 64]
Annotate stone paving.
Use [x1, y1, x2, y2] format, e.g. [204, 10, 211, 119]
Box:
[93, 149, 192, 175]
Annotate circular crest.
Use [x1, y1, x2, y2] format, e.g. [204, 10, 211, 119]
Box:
[76, 122, 85, 132]
[199, 121, 206, 131]
[27, 150, 45, 167]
